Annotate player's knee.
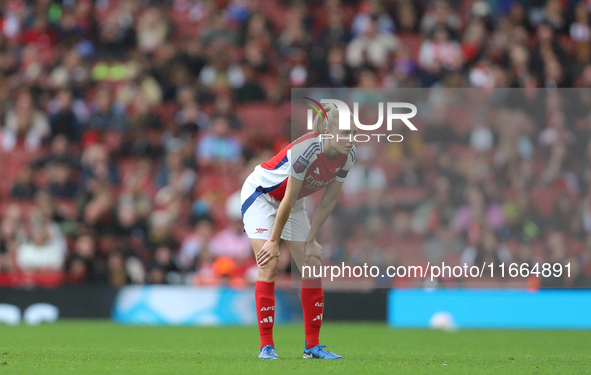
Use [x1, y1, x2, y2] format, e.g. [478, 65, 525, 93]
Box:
[306, 255, 322, 268]
[258, 257, 279, 281]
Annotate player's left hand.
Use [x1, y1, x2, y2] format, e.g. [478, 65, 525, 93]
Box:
[304, 240, 323, 266]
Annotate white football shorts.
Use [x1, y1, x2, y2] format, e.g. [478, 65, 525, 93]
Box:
[240, 174, 310, 242]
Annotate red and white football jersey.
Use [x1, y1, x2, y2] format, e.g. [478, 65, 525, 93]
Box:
[250, 132, 356, 201]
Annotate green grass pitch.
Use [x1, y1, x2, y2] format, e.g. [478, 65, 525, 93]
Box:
[1, 321, 590, 374]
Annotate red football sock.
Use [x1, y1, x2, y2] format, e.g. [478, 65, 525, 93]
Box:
[301, 278, 323, 348]
[255, 280, 275, 349]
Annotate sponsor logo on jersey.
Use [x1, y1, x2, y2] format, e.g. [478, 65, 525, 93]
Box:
[305, 174, 334, 190]
[255, 228, 268, 234]
[313, 167, 320, 174]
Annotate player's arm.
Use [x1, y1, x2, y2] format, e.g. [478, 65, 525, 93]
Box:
[256, 176, 304, 266]
[304, 179, 344, 265]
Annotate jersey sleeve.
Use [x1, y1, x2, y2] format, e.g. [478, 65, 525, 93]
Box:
[289, 139, 319, 180]
[335, 145, 356, 182]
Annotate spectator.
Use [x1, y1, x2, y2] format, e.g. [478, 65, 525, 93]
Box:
[394, 157, 426, 188]
[419, 26, 463, 75]
[87, 87, 129, 131]
[342, 145, 387, 198]
[48, 88, 84, 142]
[95, 4, 136, 59]
[202, 12, 239, 46]
[211, 93, 243, 131]
[113, 202, 147, 241]
[234, 62, 266, 102]
[468, 113, 495, 153]
[277, 4, 310, 56]
[48, 162, 78, 199]
[346, 14, 399, 69]
[196, 116, 242, 166]
[0, 205, 26, 273]
[318, 6, 350, 48]
[119, 159, 154, 221]
[570, 2, 591, 43]
[209, 193, 251, 263]
[175, 39, 207, 79]
[10, 165, 38, 200]
[23, 16, 57, 49]
[148, 243, 181, 284]
[154, 150, 196, 194]
[34, 190, 70, 226]
[178, 219, 214, 272]
[422, 106, 460, 147]
[1, 90, 50, 151]
[80, 144, 119, 187]
[49, 49, 90, 95]
[351, 1, 395, 38]
[394, 0, 421, 34]
[137, 8, 170, 53]
[529, 23, 568, 82]
[460, 229, 512, 269]
[454, 185, 505, 238]
[199, 42, 244, 92]
[423, 223, 463, 264]
[30, 135, 79, 171]
[16, 220, 67, 272]
[323, 46, 355, 88]
[66, 235, 107, 284]
[420, 0, 461, 36]
[106, 250, 131, 287]
[174, 101, 210, 133]
[412, 176, 455, 235]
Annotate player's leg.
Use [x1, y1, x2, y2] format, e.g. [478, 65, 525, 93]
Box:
[285, 240, 325, 348]
[241, 179, 280, 359]
[250, 238, 279, 358]
[283, 202, 341, 360]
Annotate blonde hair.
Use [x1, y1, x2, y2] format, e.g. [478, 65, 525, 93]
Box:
[312, 103, 338, 134]
[311, 102, 356, 134]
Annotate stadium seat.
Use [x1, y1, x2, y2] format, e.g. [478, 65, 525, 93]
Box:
[529, 188, 557, 217]
[397, 33, 423, 60]
[236, 104, 284, 138]
[389, 187, 429, 206]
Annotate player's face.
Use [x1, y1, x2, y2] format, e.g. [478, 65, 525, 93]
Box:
[329, 123, 357, 154]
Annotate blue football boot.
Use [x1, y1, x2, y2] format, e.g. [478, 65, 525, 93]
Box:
[258, 345, 279, 359]
[303, 344, 342, 359]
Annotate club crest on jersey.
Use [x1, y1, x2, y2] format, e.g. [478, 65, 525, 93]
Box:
[293, 156, 309, 174]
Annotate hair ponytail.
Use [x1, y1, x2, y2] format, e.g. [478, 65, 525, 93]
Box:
[312, 103, 338, 134]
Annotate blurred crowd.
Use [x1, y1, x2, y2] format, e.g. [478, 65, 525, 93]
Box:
[1, 0, 591, 288]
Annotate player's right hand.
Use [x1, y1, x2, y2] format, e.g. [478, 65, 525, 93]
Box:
[304, 240, 323, 266]
[256, 239, 280, 267]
